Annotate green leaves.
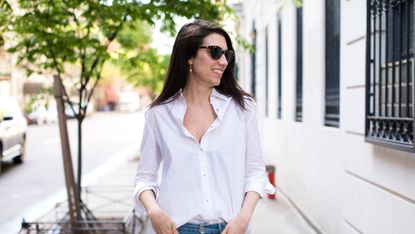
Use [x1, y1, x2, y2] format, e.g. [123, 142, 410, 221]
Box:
[0, 0, 11, 14]
[4, 0, 229, 99]
[0, 0, 11, 46]
[293, 0, 303, 8]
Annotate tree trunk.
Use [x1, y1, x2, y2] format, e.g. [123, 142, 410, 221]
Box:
[53, 75, 82, 226]
[77, 115, 83, 205]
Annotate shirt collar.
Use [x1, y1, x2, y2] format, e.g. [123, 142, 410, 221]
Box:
[167, 88, 232, 122]
[209, 88, 231, 121]
[210, 88, 231, 101]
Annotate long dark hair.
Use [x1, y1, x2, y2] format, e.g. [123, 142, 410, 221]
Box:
[150, 20, 252, 110]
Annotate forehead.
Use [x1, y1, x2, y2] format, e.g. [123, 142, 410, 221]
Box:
[202, 33, 228, 49]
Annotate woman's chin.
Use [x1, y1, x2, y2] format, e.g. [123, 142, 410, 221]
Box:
[212, 77, 222, 86]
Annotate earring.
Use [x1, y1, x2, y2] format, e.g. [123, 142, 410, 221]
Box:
[189, 64, 193, 73]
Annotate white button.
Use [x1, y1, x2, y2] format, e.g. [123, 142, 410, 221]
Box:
[216, 108, 219, 112]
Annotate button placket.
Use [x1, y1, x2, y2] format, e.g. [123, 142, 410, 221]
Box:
[197, 129, 217, 219]
[198, 149, 213, 216]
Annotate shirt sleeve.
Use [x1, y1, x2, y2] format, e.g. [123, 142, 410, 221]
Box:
[132, 113, 162, 213]
[244, 102, 276, 197]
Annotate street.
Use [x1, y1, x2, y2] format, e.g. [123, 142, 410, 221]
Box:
[0, 111, 144, 226]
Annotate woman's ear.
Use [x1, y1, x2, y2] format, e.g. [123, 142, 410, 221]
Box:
[188, 58, 194, 73]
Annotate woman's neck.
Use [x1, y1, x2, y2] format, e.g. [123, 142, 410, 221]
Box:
[182, 83, 213, 106]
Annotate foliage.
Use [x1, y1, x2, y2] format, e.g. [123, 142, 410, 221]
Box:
[4, 0, 228, 118]
[293, 0, 303, 8]
[119, 50, 169, 95]
[235, 35, 254, 54]
[111, 20, 168, 95]
[0, 0, 11, 46]
[24, 87, 53, 114]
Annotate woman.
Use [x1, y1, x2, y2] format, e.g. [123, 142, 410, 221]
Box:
[133, 20, 275, 234]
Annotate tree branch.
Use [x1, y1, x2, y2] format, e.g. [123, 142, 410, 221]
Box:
[84, 66, 102, 115]
[85, 13, 128, 86]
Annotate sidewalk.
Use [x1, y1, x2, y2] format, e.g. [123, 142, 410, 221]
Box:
[250, 191, 316, 234]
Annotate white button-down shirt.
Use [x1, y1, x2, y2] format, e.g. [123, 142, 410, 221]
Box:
[133, 88, 275, 232]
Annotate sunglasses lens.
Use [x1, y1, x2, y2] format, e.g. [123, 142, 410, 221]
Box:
[210, 47, 223, 60]
[225, 51, 234, 62]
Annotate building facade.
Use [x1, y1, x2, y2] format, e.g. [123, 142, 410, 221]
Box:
[0, 42, 30, 105]
[236, 0, 415, 233]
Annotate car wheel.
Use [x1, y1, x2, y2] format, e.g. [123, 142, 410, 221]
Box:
[12, 138, 25, 164]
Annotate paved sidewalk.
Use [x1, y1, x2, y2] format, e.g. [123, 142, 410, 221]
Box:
[250, 192, 315, 233]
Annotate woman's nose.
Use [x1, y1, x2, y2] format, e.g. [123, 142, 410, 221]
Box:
[218, 54, 228, 66]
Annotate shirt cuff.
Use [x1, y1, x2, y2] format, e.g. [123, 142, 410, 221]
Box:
[244, 175, 276, 198]
[132, 183, 159, 214]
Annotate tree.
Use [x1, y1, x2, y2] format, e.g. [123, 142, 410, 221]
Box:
[3, 0, 230, 222]
[0, 0, 11, 46]
[113, 20, 169, 96]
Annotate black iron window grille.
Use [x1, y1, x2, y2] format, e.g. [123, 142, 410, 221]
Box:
[325, 0, 341, 127]
[366, 0, 414, 152]
[277, 11, 283, 119]
[296, 7, 303, 122]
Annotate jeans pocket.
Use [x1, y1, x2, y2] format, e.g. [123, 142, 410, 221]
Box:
[177, 226, 199, 234]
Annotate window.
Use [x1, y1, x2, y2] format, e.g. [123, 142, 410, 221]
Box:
[295, 7, 303, 122]
[277, 11, 283, 119]
[366, 0, 414, 152]
[265, 27, 269, 117]
[325, 0, 341, 127]
[251, 21, 257, 97]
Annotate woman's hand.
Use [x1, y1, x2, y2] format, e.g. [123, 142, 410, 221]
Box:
[148, 207, 179, 234]
[222, 191, 260, 234]
[221, 213, 250, 234]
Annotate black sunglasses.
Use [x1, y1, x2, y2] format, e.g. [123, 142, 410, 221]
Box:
[199, 45, 234, 62]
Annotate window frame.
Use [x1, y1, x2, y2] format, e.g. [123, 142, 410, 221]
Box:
[277, 10, 283, 119]
[324, 0, 341, 127]
[365, 0, 415, 152]
[295, 7, 303, 122]
[251, 21, 257, 98]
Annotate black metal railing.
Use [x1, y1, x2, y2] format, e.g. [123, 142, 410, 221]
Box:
[20, 219, 127, 234]
[366, 0, 414, 152]
[19, 186, 147, 234]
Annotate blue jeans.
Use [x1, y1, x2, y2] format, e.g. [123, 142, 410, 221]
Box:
[177, 222, 227, 234]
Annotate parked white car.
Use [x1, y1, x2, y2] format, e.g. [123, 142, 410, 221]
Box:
[65, 101, 95, 119]
[26, 105, 58, 125]
[0, 96, 27, 173]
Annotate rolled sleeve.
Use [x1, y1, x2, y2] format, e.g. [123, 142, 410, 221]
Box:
[133, 115, 162, 213]
[244, 102, 276, 197]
